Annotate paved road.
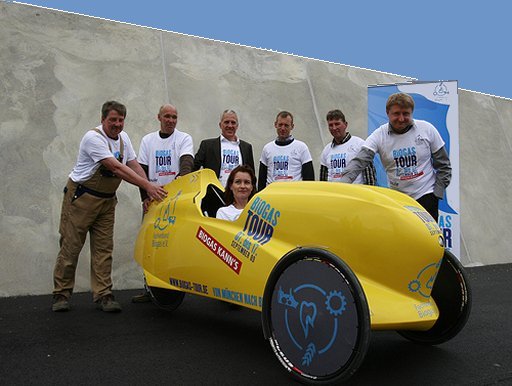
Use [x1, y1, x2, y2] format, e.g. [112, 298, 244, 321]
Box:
[1, 264, 511, 385]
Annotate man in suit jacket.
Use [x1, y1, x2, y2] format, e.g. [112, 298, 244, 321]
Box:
[194, 109, 255, 187]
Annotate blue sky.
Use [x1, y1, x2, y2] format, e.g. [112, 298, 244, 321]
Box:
[16, 0, 512, 100]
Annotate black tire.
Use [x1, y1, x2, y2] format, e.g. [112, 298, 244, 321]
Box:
[145, 277, 185, 312]
[262, 248, 371, 385]
[398, 250, 472, 345]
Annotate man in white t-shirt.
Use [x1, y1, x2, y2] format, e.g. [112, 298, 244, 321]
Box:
[258, 111, 314, 191]
[341, 93, 451, 220]
[132, 104, 194, 303]
[138, 104, 194, 207]
[52, 101, 167, 313]
[194, 110, 255, 187]
[320, 109, 376, 185]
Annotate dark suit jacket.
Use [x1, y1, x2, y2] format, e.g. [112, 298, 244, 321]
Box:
[193, 136, 255, 178]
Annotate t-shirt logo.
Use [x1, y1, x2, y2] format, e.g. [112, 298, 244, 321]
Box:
[221, 149, 240, 174]
[113, 151, 123, 163]
[155, 149, 174, 176]
[392, 146, 423, 180]
[273, 155, 290, 180]
[329, 153, 346, 180]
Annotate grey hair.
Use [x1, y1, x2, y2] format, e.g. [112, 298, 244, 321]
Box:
[220, 109, 238, 121]
[158, 104, 177, 115]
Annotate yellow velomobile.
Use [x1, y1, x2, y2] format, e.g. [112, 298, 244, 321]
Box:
[134, 169, 471, 384]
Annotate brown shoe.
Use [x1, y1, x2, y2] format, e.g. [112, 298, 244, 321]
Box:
[131, 291, 151, 303]
[96, 294, 122, 312]
[52, 294, 70, 312]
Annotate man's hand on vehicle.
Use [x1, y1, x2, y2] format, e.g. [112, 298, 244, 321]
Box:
[146, 183, 167, 202]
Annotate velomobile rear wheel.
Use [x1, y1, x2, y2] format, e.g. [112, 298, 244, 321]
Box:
[262, 248, 370, 385]
[398, 250, 472, 345]
[145, 277, 185, 312]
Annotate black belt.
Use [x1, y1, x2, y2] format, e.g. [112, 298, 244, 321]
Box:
[65, 184, 116, 200]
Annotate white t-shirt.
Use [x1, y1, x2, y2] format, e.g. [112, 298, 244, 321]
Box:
[138, 129, 194, 185]
[219, 136, 243, 187]
[363, 120, 445, 199]
[216, 204, 243, 221]
[69, 125, 136, 183]
[260, 139, 312, 185]
[321, 136, 365, 184]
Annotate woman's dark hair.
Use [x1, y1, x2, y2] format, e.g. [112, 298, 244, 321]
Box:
[224, 165, 257, 205]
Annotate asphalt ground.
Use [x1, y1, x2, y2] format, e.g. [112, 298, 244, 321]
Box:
[1, 263, 511, 385]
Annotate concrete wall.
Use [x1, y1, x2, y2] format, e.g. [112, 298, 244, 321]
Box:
[1, 2, 510, 297]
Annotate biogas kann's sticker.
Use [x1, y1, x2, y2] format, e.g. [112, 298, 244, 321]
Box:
[404, 205, 442, 236]
[196, 227, 242, 274]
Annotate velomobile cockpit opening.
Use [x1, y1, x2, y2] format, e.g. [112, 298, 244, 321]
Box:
[200, 184, 226, 217]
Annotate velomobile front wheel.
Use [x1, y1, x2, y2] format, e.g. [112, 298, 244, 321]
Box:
[397, 250, 472, 345]
[145, 276, 185, 312]
[262, 248, 371, 384]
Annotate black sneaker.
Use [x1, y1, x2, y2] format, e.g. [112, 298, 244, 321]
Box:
[96, 294, 122, 312]
[52, 294, 70, 312]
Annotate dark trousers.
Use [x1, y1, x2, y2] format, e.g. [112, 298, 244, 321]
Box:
[416, 192, 439, 222]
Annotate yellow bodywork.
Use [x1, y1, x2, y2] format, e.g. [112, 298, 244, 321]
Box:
[134, 169, 445, 331]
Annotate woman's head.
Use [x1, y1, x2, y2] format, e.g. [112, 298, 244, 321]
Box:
[224, 165, 257, 206]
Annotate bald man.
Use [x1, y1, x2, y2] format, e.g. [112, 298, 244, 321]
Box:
[138, 104, 194, 194]
[133, 104, 194, 303]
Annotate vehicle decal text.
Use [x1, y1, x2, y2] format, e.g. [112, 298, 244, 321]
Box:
[413, 301, 437, 319]
[231, 231, 259, 262]
[405, 205, 442, 236]
[169, 276, 208, 294]
[438, 215, 453, 249]
[196, 227, 242, 274]
[151, 232, 169, 248]
[212, 287, 262, 307]
[230, 197, 281, 262]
